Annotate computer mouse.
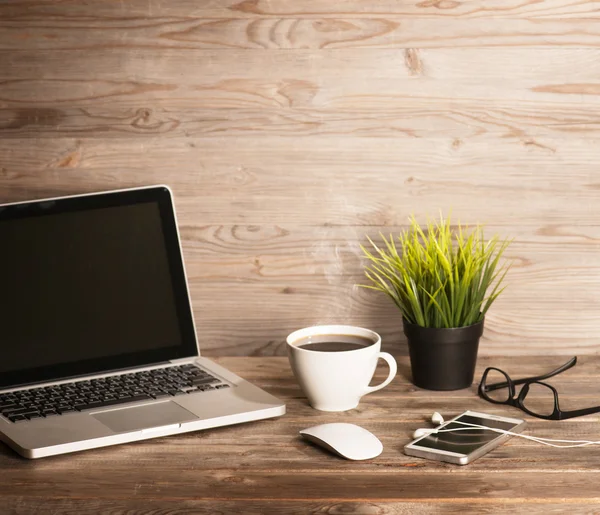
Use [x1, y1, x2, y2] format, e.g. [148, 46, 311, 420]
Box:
[299, 423, 383, 460]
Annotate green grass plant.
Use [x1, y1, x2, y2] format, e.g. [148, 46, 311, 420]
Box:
[360, 215, 511, 329]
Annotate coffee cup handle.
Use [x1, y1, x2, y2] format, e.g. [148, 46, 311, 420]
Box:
[364, 352, 397, 395]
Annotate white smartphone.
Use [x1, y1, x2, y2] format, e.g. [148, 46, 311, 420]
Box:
[404, 410, 526, 465]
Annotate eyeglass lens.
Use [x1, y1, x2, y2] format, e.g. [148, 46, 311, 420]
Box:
[521, 383, 556, 417]
[482, 369, 511, 403]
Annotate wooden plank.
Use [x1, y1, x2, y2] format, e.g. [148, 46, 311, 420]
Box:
[4, 499, 599, 515]
[2, 47, 599, 85]
[0, 0, 597, 20]
[176, 224, 600, 279]
[0, 467, 599, 500]
[1, 137, 599, 226]
[3, 101, 600, 138]
[5, 437, 600, 471]
[3, 18, 600, 50]
[2, 48, 600, 107]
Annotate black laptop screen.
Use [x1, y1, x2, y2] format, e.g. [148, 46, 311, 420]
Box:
[0, 187, 198, 388]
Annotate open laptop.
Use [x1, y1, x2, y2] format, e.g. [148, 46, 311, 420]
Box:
[0, 185, 285, 458]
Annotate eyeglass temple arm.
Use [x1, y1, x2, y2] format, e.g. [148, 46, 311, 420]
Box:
[509, 357, 578, 387]
[559, 404, 600, 420]
[483, 357, 577, 392]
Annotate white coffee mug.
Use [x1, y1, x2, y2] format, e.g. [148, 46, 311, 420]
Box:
[286, 325, 397, 412]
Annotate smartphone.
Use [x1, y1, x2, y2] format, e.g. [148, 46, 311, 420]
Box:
[404, 410, 526, 465]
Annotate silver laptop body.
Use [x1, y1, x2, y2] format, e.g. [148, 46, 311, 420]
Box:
[0, 185, 285, 458]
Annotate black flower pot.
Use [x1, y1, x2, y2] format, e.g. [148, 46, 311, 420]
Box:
[403, 318, 484, 391]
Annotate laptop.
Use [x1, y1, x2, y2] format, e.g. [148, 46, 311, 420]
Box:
[0, 185, 285, 459]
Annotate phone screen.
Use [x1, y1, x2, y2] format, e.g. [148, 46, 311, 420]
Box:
[414, 414, 519, 455]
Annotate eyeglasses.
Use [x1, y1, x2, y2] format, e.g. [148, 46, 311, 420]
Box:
[478, 357, 600, 420]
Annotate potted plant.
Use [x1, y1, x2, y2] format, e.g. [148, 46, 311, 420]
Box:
[360, 215, 511, 391]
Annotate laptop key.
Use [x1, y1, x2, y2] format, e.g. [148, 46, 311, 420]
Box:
[197, 385, 215, 391]
[3, 407, 37, 417]
[181, 386, 199, 392]
[150, 392, 170, 399]
[0, 403, 20, 413]
[25, 413, 43, 420]
[8, 415, 27, 423]
[75, 394, 152, 412]
[192, 377, 220, 385]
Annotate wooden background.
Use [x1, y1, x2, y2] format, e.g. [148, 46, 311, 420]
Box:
[1, 0, 600, 356]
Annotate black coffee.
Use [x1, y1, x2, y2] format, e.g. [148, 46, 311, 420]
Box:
[295, 334, 373, 352]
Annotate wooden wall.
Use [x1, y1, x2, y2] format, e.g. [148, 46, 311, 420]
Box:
[1, 1, 600, 356]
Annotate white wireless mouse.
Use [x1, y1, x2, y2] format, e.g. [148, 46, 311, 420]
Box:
[299, 423, 383, 460]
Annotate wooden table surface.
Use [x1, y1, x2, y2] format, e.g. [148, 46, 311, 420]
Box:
[2, 356, 599, 514]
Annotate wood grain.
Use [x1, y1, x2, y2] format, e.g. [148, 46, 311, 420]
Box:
[3, 102, 600, 138]
[3, 17, 600, 50]
[1, 0, 598, 19]
[3, 48, 600, 108]
[1, 137, 599, 226]
[4, 500, 600, 515]
[1, 356, 600, 514]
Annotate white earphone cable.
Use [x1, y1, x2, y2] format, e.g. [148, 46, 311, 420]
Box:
[437, 420, 600, 448]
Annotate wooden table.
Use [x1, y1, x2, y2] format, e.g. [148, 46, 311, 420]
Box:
[1, 356, 599, 514]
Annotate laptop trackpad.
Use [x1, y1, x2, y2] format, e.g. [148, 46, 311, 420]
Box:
[92, 401, 199, 433]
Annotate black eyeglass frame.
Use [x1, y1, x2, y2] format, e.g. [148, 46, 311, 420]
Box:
[478, 357, 600, 420]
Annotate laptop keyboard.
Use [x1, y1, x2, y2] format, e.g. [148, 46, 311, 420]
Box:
[0, 364, 230, 423]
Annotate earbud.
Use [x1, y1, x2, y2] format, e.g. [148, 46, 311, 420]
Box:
[412, 412, 445, 439]
[431, 412, 444, 425]
[412, 428, 438, 439]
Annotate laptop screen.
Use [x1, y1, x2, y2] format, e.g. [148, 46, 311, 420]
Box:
[0, 186, 198, 388]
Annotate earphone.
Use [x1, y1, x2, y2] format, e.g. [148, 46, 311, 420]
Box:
[413, 412, 600, 448]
